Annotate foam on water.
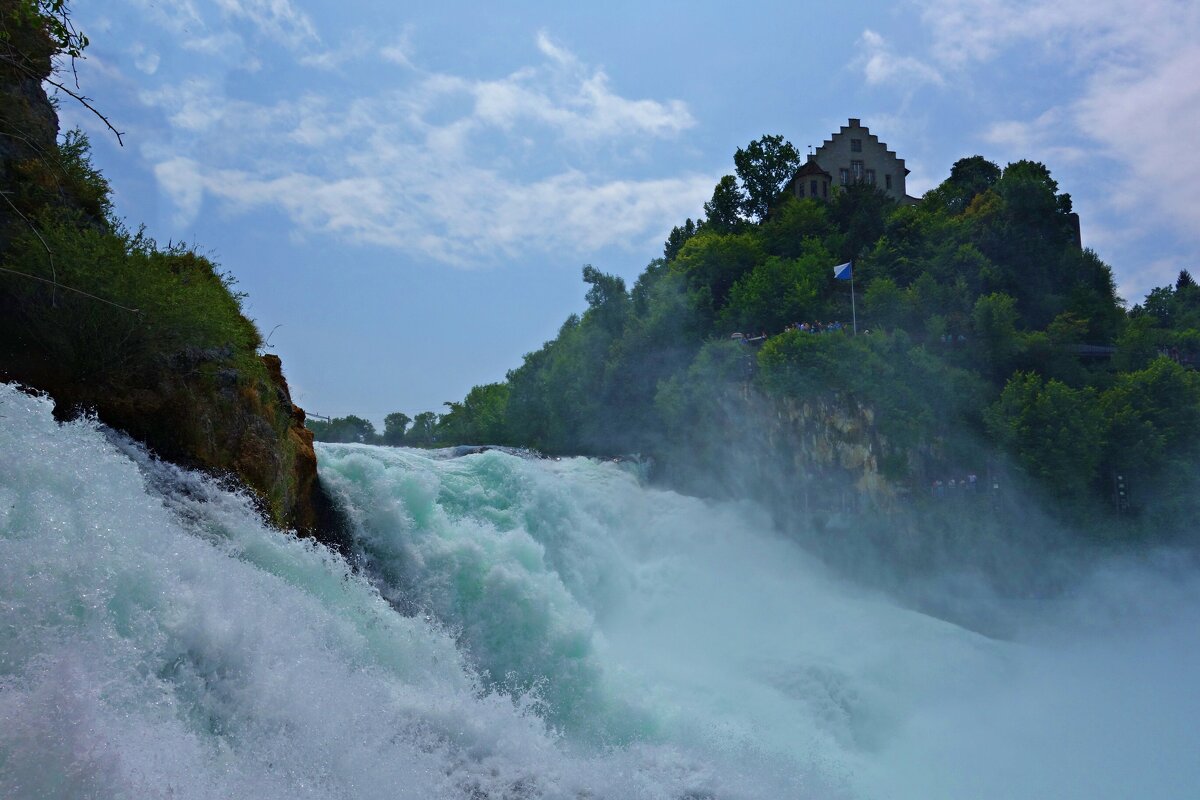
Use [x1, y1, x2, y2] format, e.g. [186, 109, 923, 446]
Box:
[3, 382, 1200, 798]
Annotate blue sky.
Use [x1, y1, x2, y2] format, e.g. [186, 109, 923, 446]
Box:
[65, 0, 1200, 422]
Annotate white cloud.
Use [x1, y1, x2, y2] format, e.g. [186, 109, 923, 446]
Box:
[127, 0, 204, 35]
[129, 44, 160, 75]
[380, 28, 415, 68]
[213, 0, 318, 47]
[909, 0, 1200, 295]
[981, 108, 1087, 164]
[457, 33, 694, 142]
[182, 30, 244, 56]
[856, 30, 943, 88]
[137, 32, 705, 264]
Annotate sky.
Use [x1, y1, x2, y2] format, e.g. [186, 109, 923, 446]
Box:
[62, 0, 1200, 422]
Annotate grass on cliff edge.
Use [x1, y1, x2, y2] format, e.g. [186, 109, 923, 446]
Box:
[1, 130, 266, 391]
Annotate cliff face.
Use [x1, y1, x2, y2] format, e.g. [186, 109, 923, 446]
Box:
[658, 380, 916, 523]
[0, 6, 339, 543]
[762, 391, 900, 505]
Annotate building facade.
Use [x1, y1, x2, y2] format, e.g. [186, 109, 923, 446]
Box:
[789, 118, 914, 204]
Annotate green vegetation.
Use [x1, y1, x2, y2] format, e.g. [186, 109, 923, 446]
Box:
[398, 134, 1200, 540]
[0, 2, 330, 534]
[0, 134, 267, 392]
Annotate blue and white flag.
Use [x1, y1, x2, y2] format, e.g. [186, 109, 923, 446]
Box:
[832, 261, 853, 280]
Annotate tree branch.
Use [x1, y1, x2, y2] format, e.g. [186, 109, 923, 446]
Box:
[0, 51, 123, 146]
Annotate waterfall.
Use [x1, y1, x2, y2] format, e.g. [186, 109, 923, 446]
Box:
[3, 382, 1199, 799]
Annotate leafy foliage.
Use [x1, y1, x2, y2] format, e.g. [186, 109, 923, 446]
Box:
[373, 141, 1196, 539]
[307, 415, 377, 444]
[0, 133, 265, 390]
[733, 134, 801, 221]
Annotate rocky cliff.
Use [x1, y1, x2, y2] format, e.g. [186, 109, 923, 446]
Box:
[656, 378, 914, 519]
[0, 3, 342, 544]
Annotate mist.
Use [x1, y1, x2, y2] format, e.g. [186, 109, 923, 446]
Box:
[4, 382, 1200, 797]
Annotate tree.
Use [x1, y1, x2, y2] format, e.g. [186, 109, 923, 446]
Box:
[437, 383, 510, 445]
[406, 411, 438, 446]
[733, 135, 801, 221]
[720, 252, 826, 335]
[308, 415, 377, 444]
[925, 155, 1001, 214]
[582, 263, 630, 336]
[382, 412, 410, 445]
[828, 181, 895, 262]
[760, 196, 835, 258]
[669, 230, 765, 314]
[663, 218, 697, 262]
[972, 292, 1020, 381]
[986, 372, 1104, 500]
[702, 176, 744, 233]
[864, 277, 905, 331]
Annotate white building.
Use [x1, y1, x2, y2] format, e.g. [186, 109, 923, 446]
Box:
[789, 118, 916, 204]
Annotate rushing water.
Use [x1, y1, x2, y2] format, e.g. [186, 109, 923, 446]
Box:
[3, 383, 1200, 799]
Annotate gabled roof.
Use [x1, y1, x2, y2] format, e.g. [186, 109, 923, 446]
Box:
[792, 157, 831, 179]
[815, 117, 908, 174]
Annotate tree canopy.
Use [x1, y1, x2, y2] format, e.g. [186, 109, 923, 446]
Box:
[335, 141, 1198, 541]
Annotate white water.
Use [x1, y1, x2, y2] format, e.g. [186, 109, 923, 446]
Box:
[3, 383, 1200, 798]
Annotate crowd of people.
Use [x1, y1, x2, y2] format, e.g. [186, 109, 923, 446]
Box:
[930, 473, 999, 498]
[730, 321, 850, 344]
[789, 320, 847, 334]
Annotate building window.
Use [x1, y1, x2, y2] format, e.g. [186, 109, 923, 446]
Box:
[851, 138, 862, 152]
[823, 181, 828, 198]
[885, 174, 892, 190]
[851, 160, 864, 180]
[810, 179, 818, 197]
[865, 169, 875, 186]
[839, 168, 849, 186]
[797, 180, 805, 197]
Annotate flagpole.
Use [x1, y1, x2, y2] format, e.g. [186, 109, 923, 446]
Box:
[850, 262, 857, 335]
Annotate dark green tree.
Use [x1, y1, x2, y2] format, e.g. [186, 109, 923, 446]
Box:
[308, 415, 377, 444]
[972, 292, 1020, 381]
[663, 218, 698, 262]
[382, 412, 410, 445]
[986, 372, 1104, 500]
[582, 263, 630, 336]
[924, 155, 1001, 215]
[733, 134, 801, 221]
[720, 241, 832, 334]
[702, 176, 745, 233]
[437, 383, 510, 444]
[406, 411, 438, 446]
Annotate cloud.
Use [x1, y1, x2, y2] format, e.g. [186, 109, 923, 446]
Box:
[129, 43, 160, 75]
[980, 108, 1087, 164]
[380, 29, 415, 68]
[907, 0, 1200, 295]
[213, 0, 318, 47]
[136, 31, 706, 264]
[856, 30, 943, 88]
[127, 0, 204, 36]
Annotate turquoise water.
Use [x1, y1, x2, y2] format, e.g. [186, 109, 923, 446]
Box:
[3, 383, 1200, 798]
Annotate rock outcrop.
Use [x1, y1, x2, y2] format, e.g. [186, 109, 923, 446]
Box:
[0, 3, 342, 545]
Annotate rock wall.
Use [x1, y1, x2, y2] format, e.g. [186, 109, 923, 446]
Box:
[0, 4, 342, 545]
[762, 390, 900, 505]
[656, 379, 921, 527]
